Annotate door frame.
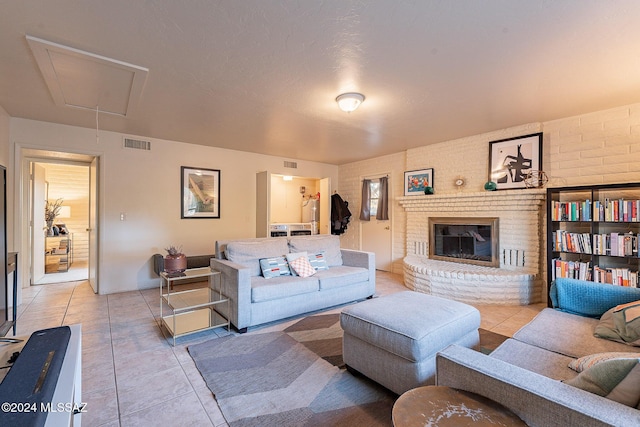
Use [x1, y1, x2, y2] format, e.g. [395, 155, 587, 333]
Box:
[15, 143, 101, 297]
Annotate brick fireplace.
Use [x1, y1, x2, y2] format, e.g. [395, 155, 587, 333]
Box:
[398, 189, 546, 304]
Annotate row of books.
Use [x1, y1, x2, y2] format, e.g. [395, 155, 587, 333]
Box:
[551, 258, 639, 287]
[550, 199, 640, 222]
[552, 231, 639, 256]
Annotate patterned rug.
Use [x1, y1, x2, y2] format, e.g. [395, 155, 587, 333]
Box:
[188, 313, 508, 426]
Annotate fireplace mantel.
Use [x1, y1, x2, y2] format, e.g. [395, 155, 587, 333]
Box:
[398, 189, 546, 211]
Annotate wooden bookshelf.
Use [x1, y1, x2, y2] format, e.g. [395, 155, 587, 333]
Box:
[547, 183, 640, 301]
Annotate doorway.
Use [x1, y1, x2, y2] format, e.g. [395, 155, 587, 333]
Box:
[31, 161, 90, 285]
[19, 148, 100, 294]
[360, 175, 393, 271]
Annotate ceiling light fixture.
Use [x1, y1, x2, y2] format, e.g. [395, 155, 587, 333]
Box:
[336, 92, 365, 112]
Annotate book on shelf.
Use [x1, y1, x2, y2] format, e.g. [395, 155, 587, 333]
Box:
[552, 258, 639, 287]
[591, 232, 638, 257]
[552, 230, 592, 254]
[551, 198, 640, 222]
[551, 200, 592, 221]
[551, 258, 591, 281]
[600, 198, 640, 222]
[592, 266, 639, 287]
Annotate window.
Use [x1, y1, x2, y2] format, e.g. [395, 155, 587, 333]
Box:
[369, 180, 380, 217]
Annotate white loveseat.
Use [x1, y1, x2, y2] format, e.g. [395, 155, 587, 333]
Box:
[210, 235, 375, 332]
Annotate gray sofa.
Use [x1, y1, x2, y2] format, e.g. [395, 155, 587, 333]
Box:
[436, 278, 640, 427]
[210, 235, 375, 332]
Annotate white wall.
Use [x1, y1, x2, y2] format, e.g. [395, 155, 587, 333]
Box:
[270, 176, 320, 224]
[0, 106, 11, 253]
[0, 106, 8, 167]
[338, 103, 640, 277]
[545, 104, 640, 186]
[10, 118, 338, 294]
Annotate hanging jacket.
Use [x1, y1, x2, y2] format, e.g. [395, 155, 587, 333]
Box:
[331, 193, 352, 235]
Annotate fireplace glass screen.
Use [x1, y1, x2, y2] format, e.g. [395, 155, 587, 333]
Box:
[429, 217, 499, 267]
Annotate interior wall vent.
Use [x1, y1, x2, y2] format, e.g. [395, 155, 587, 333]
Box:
[123, 137, 151, 151]
[284, 161, 297, 169]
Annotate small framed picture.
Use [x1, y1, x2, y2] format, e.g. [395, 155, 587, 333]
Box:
[488, 133, 542, 190]
[181, 166, 220, 218]
[404, 168, 434, 196]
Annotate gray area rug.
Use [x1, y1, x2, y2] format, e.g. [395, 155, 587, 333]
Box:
[188, 330, 395, 426]
[188, 313, 508, 426]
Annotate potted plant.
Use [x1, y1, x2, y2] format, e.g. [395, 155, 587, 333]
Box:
[164, 245, 187, 273]
[45, 198, 64, 236]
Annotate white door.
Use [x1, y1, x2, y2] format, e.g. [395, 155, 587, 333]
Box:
[88, 157, 99, 293]
[31, 164, 46, 283]
[360, 178, 392, 271]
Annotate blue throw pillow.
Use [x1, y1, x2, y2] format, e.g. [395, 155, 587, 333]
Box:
[308, 252, 329, 271]
[259, 256, 291, 279]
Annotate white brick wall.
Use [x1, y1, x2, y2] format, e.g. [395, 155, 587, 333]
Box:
[338, 101, 640, 295]
[546, 104, 640, 186]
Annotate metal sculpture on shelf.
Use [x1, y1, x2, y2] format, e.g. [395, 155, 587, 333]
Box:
[523, 170, 549, 188]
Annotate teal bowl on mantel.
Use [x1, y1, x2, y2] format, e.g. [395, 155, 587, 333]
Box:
[484, 181, 497, 191]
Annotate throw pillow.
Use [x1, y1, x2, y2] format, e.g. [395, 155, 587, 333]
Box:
[564, 358, 640, 407]
[259, 256, 291, 279]
[569, 352, 640, 372]
[307, 252, 329, 271]
[594, 300, 640, 346]
[289, 256, 316, 278]
[288, 235, 343, 267]
[285, 252, 308, 276]
[227, 239, 289, 277]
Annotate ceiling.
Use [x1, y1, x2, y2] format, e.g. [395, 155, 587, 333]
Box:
[2, 1, 640, 165]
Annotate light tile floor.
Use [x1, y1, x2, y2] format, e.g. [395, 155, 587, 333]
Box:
[11, 271, 545, 426]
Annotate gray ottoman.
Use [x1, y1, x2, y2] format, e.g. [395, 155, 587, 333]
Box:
[340, 290, 480, 395]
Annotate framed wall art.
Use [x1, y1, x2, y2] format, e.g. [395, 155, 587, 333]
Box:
[181, 166, 220, 218]
[488, 132, 542, 190]
[404, 168, 434, 196]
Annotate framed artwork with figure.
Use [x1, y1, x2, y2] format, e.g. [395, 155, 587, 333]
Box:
[181, 166, 220, 218]
[488, 133, 542, 190]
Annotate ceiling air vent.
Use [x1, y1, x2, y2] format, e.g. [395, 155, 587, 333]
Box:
[284, 161, 297, 169]
[123, 137, 151, 151]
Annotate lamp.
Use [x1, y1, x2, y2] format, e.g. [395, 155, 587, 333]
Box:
[58, 206, 71, 218]
[336, 92, 365, 112]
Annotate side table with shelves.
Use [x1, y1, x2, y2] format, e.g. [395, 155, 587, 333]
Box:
[45, 234, 73, 273]
[547, 183, 640, 302]
[159, 267, 229, 346]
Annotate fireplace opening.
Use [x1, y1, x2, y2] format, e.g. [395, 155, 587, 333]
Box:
[429, 217, 499, 267]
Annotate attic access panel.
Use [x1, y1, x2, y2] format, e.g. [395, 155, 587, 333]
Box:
[26, 35, 148, 117]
